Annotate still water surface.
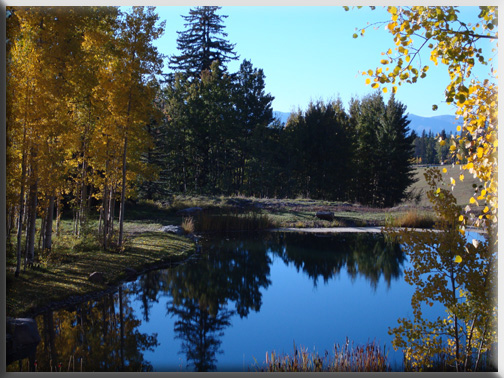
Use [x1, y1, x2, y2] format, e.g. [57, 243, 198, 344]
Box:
[22, 231, 472, 372]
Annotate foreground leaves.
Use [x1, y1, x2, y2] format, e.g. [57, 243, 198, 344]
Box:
[385, 168, 497, 371]
[351, 6, 498, 228]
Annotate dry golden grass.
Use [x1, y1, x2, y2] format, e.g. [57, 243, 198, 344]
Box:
[390, 210, 437, 229]
[181, 216, 195, 234]
[255, 339, 390, 372]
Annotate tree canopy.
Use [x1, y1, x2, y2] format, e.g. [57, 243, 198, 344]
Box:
[350, 6, 498, 371]
[6, 6, 165, 273]
[349, 5, 498, 229]
[168, 6, 239, 77]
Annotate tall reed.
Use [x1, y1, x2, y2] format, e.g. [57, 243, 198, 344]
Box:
[181, 216, 195, 234]
[194, 209, 276, 233]
[389, 210, 436, 229]
[254, 339, 390, 372]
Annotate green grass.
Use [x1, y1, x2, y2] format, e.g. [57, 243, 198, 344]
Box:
[6, 220, 195, 318]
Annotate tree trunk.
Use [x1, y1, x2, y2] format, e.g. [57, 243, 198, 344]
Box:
[38, 209, 46, 251]
[449, 264, 460, 371]
[15, 189, 26, 278]
[102, 182, 109, 250]
[55, 195, 61, 236]
[118, 83, 133, 249]
[44, 195, 55, 251]
[7, 204, 16, 241]
[24, 177, 38, 269]
[118, 136, 128, 248]
[15, 128, 28, 277]
[78, 160, 88, 236]
[108, 186, 115, 246]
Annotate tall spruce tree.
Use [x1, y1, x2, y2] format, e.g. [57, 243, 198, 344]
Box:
[375, 94, 416, 207]
[350, 93, 385, 206]
[233, 59, 274, 193]
[284, 100, 353, 200]
[350, 92, 416, 207]
[168, 6, 238, 77]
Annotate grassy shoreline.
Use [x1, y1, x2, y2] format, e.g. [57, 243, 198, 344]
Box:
[6, 196, 407, 319]
[7, 165, 479, 318]
[6, 227, 195, 318]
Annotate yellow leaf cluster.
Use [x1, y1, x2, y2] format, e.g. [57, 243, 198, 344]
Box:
[355, 5, 498, 230]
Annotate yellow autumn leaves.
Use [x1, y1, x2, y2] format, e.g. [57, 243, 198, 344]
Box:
[358, 6, 498, 228]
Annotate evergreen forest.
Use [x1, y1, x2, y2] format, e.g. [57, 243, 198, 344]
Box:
[412, 129, 454, 165]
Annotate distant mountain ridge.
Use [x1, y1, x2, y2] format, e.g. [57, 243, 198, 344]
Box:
[406, 114, 461, 136]
[273, 111, 461, 136]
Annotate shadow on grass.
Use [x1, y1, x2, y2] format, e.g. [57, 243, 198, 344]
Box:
[6, 231, 194, 318]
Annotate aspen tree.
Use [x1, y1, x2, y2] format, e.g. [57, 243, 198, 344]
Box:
[113, 7, 164, 248]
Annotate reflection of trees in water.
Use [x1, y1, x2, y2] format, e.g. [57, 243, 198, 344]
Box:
[133, 232, 402, 371]
[168, 298, 233, 371]
[347, 233, 405, 289]
[160, 236, 273, 371]
[270, 232, 405, 289]
[10, 289, 158, 372]
[13, 232, 404, 372]
[132, 269, 165, 322]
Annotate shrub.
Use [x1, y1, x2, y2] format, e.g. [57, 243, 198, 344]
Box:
[181, 216, 195, 234]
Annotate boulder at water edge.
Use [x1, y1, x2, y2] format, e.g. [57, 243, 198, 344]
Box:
[316, 211, 335, 221]
[89, 271, 105, 284]
[7, 317, 41, 366]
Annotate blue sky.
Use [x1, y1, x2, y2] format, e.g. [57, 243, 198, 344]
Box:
[152, 6, 497, 118]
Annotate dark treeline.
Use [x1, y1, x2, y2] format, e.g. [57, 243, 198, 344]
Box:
[140, 6, 417, 208]
[142, 86, 416, 207]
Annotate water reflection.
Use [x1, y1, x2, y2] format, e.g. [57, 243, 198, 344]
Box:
[270, 232, 405, 289]
[137, 232, 405, 371]
[168, 298, 233, 371]
[151, 236, 273, 370]
[8, 289, 158, 372]
[10, 232, 405, 372]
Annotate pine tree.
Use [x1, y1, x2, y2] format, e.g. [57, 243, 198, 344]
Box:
[351, 93, 385, 206]
[168, 6, 238, 77]
[232, 59, 274, 193]
[283, 100, 353, 200]
[351, 93, 416, 207]
[375, 94, 417, 207]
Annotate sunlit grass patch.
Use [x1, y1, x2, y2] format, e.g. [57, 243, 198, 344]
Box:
[408, 165, 481, 207]
[388, 210, 437, 229]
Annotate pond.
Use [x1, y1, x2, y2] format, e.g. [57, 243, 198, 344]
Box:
[9, 231, 482, 372]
